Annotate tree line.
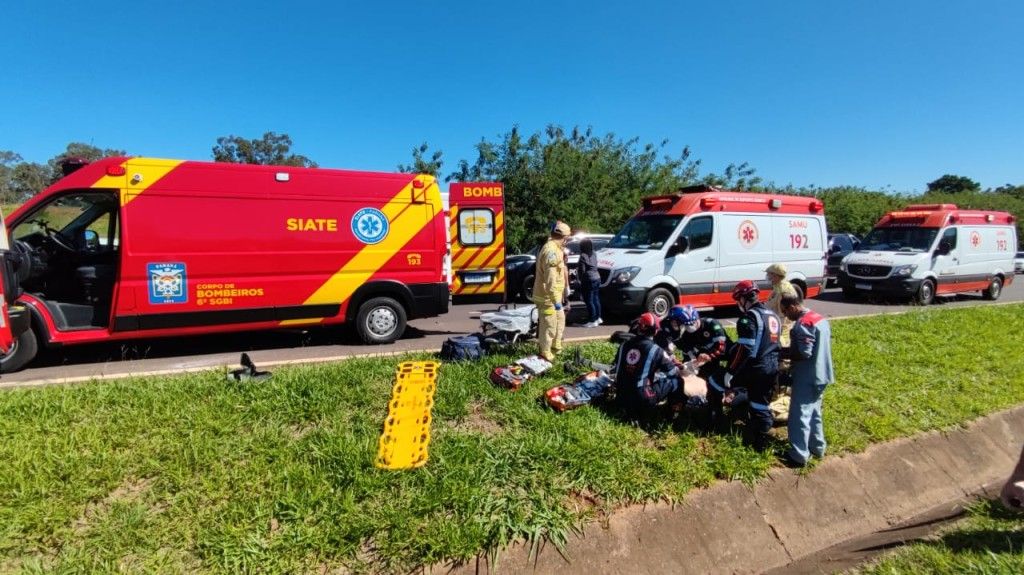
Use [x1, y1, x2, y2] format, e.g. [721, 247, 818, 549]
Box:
[3, 129, 1022, 251]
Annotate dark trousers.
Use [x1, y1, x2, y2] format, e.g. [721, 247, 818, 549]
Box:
[583, 278, 601, 322]
[735, 371, 777, 452]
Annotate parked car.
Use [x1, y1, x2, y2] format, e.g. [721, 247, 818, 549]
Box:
[1015, 251, 1024, 274]
[505, 233, 613, 302]
[826, 233, 860, 286]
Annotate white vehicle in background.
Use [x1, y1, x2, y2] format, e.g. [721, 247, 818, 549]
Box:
[838, 204, 1017, 305]
[597, 186, 828, 318]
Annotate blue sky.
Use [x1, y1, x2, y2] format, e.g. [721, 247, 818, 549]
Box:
[2, 1, 1021, 192]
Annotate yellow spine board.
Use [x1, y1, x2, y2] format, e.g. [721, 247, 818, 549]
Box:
[375, 361, 439, 470]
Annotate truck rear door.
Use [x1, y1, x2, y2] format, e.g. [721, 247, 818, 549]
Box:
[449, 182, 505, 304]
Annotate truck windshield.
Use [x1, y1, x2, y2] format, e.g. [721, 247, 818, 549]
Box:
[609, 215, 683, 250]
[859, 227, 939, 253]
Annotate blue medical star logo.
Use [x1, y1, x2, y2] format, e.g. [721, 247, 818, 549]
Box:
[360, 216, 381, 236]
[351, 207, 389, 244]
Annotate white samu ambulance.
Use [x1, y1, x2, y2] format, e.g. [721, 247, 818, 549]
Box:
[598, 186, 828, 317]
[837, 204, 1017, 305]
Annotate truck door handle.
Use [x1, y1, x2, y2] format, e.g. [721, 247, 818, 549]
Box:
[704, 257, 715, 262]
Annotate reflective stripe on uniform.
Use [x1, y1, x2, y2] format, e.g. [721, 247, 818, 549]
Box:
[736, 337, 756, 346]
[637, 348, 658, 388]
[707, 376, 725, 392]
[750, 401, 771, 411]
[750, 310, 763, 357]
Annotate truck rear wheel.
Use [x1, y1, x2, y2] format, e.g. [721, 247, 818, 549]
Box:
[355, 296, 407, 345]
[982, 276, 1002, 300]
[0, 328, 38, 373]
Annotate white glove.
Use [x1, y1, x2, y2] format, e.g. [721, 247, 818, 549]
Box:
[723, 373, 733, 389]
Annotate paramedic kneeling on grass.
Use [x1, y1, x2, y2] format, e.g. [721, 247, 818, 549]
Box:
[614, 312, 685, 420]
[533, 221, 571, 361]
[779, 294, 834, 468]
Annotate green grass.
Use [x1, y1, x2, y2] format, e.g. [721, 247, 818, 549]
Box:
[851, 500, 1024, 575]
[0, 304, 1022, 573]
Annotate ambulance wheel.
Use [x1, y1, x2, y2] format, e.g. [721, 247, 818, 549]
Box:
[982, 276, 1002, 301]
[0, 328, 38, 374]
[644, 288, 675, 319]
[915, 279, 935, 306]
[355, 297, 407, 344]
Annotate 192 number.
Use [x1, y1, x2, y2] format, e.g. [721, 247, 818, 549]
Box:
[790, 234, 809, 249]
[996, 239, 1008, 251]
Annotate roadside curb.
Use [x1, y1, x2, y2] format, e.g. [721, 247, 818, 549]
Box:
[440, 405, 1024, 574]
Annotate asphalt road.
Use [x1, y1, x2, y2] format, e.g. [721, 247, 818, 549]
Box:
[3, 279, 1023, 387]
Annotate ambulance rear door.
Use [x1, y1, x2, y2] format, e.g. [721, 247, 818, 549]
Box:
[449, 182, 505, 304]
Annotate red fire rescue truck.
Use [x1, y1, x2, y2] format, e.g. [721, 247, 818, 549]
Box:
[0, 157, 498, 372]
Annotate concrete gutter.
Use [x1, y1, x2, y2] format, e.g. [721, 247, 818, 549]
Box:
[442, 405, 1024, 574]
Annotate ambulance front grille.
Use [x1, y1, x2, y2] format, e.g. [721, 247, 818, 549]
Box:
[849, 264, 891, 278]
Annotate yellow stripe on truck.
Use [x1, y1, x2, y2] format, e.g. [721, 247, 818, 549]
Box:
[293, 176, 441, 314]
[90, 158, 184, 206]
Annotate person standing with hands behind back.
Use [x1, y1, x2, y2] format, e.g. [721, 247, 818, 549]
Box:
[578, 238, 603, 328]
[533, 221, 571, 361]
[778, 293, 834, 468]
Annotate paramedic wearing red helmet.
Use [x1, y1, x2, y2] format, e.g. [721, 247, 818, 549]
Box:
[533, 221, 571, 361]
[727, 280, 782, 452]
[614, 312, 685, 420]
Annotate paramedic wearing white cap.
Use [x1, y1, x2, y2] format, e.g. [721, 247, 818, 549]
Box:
[765, 263, 798, 347]
[533, 221, 571, 361]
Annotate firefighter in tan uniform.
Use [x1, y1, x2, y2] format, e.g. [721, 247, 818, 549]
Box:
[765, 263, 798, 347]
[533, 221, 571, 361]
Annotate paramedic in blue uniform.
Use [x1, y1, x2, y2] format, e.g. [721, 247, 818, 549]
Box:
[658, 305, 733, 421]
[779, 293, 834, 467]
[726, 280, 782, 452]
[613, 312, 685, 421]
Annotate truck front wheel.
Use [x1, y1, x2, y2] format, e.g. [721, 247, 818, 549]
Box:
[644, 288, 675, 319]
[0, 328, 38, 373]
[355, 296, 408, 345]
[916, 279, 936, 306]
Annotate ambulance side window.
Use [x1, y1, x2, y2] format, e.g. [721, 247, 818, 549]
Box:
[940, 227, 957, 250]
[681, 216, 714, 250]
[458, 208, 494, 246]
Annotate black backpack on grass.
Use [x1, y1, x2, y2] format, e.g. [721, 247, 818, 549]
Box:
[440, 333, 487, 362]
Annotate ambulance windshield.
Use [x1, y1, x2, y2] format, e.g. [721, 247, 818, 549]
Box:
[609, 215, 683, 250]
[860, 226, 939, 253]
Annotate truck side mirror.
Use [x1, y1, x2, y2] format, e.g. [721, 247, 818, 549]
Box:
[667, 236, 689, 258]
[936, 240, 951, 256]
[83, 229, 99, 250]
